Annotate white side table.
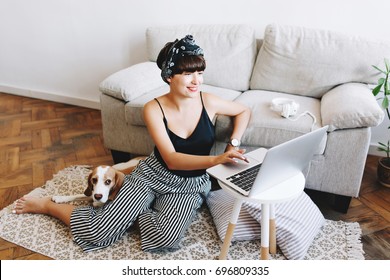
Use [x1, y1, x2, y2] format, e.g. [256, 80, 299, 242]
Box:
[218, 172, 305, 260]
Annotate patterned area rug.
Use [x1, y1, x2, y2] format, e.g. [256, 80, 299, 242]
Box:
[0, 166, 364, 260]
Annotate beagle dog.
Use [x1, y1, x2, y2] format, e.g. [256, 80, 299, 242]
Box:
[52, 156, 146, 207]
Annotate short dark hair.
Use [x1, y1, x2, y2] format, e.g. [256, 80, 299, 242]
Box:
[157, 41, 206, 78]
[173, 55, 206, 75]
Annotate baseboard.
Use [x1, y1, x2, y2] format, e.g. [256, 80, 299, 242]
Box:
[0, 84, 101, 110]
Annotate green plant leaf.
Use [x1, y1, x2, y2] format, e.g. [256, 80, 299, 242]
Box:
[378, 142, 388, 147]
[372, 84, 383, 96]
[385, 58, 390, 72]
[372, 65, 386, 74]
[382, 96, 389, 109]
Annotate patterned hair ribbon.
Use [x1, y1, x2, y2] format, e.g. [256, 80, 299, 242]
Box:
[161, 35, 204, 83]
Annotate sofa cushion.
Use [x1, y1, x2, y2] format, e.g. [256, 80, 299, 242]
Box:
[321, 83, 384, 131]
[126, 84, 242, 126]
[99, 62, 165, 102]
[250, 24, 390, 98]
[215, 90, 326, 154]
[146, 24, 257, 91]
[207, 189, 325, 260]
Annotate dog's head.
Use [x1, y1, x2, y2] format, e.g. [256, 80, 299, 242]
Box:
[84, 166, 125, 207]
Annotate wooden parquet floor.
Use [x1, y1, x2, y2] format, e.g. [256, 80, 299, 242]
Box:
[0, 92, 389, 260]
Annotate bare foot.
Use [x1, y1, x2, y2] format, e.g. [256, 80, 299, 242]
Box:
[12, 196, 52, 215]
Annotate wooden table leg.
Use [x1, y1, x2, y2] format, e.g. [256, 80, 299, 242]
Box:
[219, 199, 243, 260]
[260, 203, 270, 260]
[269, 204, 276, 254]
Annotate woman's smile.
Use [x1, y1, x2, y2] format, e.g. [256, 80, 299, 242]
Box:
[187, 86, 199, 92]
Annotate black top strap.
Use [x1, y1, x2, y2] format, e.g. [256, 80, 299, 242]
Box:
[154, 98, 166, 119]
[199, 91, 205, 107]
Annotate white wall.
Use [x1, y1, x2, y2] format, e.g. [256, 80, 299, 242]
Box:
[1, 0, 390, 153]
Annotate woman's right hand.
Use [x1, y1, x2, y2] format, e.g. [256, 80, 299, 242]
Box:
[214, 149, 249, 165]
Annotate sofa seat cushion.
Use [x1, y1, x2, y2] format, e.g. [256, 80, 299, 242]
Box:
[146, 24, 257, 91]
[126, 84, 242, 126]
[250, 24, 390, 98]
[207, 189, 325, 260]
[215, 90, 326, 154]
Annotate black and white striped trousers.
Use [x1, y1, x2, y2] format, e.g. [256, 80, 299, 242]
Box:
[70, 153, 211, 252]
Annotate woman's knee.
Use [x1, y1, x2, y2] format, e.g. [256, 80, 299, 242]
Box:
[139, 212, 192, 250]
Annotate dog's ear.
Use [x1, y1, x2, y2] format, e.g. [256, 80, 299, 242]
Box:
[108, 170, 125, 201]
[84, 172, 94, 196]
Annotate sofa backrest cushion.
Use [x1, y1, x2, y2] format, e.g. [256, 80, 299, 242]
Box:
[250, 24, 390, 98]
[146, 24, 257, 91]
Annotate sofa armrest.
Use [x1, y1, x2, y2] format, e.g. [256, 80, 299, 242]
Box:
[99, 62, 165, 102]
[321, 83, 384, 131]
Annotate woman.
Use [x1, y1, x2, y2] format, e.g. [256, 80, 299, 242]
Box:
[13, 35, 251, 252]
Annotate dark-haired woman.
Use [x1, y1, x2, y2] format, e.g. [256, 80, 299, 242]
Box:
[13, 35, 251, 252]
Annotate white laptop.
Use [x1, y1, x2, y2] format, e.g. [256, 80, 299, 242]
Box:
[206, 126, 328, 197]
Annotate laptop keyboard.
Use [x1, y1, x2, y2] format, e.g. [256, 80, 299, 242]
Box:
[226, 164, 261, 192]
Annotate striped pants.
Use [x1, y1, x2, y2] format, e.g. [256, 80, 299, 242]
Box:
[70, 153, 211, 252]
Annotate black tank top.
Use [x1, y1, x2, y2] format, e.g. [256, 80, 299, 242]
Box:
[154, 92, 215, 177]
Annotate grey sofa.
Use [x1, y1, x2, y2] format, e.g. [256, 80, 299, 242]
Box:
[99, 24, 388, 212]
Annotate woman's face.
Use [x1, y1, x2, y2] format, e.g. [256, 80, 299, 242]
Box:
[168, 71, 204, 97]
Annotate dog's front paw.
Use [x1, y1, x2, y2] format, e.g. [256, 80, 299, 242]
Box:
[52, 196, 69, 203]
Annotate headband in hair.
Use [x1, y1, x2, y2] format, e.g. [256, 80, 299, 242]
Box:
[161, 34, 204, 83]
